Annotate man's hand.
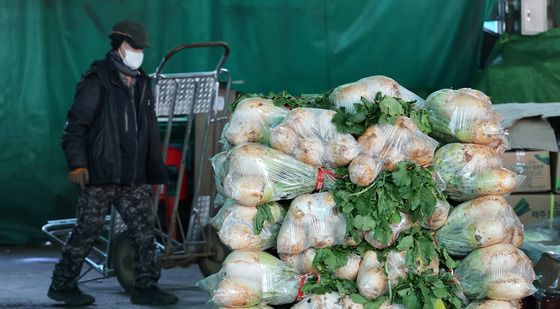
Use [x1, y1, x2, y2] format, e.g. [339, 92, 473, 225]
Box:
[69, 167, 89, 189]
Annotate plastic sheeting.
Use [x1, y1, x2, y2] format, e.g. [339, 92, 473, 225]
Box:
[0, 0, 486, 244]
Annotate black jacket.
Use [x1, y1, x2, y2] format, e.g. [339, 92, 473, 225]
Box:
[61, 56, 168, 185]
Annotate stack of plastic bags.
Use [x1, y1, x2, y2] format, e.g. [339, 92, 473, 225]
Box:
[197, 76, 537, 308]
[200, 96, 351, 307]
[425, 88, 536, 306]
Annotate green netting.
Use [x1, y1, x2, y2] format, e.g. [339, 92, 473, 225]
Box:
[473, 28, 560, 104]
[0, 0, 485, 244]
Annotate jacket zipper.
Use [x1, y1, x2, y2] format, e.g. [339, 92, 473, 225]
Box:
[131, 80, 147, 185]
[124, 105, 129, 132]
[131, 98, 139, 185]
[108, 74, 122, 183]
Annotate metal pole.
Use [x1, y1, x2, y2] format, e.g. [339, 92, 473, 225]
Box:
[165, 82, 198, 251]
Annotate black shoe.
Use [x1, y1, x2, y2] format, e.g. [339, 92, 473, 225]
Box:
[47, 285, 95, 306]
[130, 286, 178, 305]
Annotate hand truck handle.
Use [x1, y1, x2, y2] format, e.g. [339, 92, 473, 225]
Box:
[155, 41, 230, 77]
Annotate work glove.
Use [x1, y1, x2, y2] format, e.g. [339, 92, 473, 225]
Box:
[68, 167, 89, 189]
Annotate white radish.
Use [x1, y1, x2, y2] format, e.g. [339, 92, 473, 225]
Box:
[213, 144, 326, 206]
[330, 75, 424, 114]
[277, 224, 307, 255]
[436, 196, 521, 256]
[277, 192, 348, 255]
[270, 107, 360, 167]
[486, 273, 537, 301]
[364, 213, 412, 249]
[350, 116, 438, 185]
[455, 244, 536, 301]
[280, 248, 317, 275]
[421, 199, 450, 230]
[269, 125, 298, 154]
[356, 250, 387, 300]
[223, 97, 288, 146]
[223, 175, 271, 207]
[291, 292, 364, 309]
[212, 201, 285, 250]
[213, 279, 261, 307]
[335, 254, 362, 281]
[348, 155, 381, 187]
[465, 299, 520, 309]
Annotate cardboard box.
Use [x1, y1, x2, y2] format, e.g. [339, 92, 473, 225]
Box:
[505, 117, 559, 152]
[552, 152, 560, 193]
[506, 193, 560, 225]
[195, 86, 235, 198]
[502, 150, 551, 192]
[493, 103, 560, 153]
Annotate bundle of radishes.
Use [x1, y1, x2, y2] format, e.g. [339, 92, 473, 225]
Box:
[424, 88, 535, 306]
[198, 76, 536, 308]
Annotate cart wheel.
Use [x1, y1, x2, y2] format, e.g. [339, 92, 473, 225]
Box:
[198, 228, 230, 277]
[112, 231, 135, 292]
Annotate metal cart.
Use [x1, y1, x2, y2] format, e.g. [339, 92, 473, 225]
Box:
[42, 41, 232, 291]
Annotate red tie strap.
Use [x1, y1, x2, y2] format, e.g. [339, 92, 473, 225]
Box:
[295, 275, 308, 302]
[315, 167, 336, 191]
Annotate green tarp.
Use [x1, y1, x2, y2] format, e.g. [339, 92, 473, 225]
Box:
[474, 28, 560, 104]
[0, 0, 486, 244]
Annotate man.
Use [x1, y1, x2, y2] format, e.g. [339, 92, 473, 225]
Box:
[48, 20, 177, 306]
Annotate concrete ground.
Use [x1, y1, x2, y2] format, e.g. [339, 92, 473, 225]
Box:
[0, 244, 211, 308]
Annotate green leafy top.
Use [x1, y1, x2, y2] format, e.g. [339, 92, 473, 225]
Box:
[228, 91, 331, 113]
[347, 270, 463, 309]
[395, 226, 457, 270]
[254, 203, 275, 234]
[269, 91, 332, 110]
[302, 244, 372, 296]
[334, 162, 445, 245]
[390, 271, 463, 309]
[331, 92, 431, 136]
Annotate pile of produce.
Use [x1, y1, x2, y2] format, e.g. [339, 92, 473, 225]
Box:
[198, 75, 536, 308]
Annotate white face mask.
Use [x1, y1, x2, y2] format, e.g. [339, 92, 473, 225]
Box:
[121, 47, 144, 70]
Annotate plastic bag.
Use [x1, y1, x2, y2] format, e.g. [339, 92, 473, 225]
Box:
[334, 253, 362, 281]
[280, 248, 361, 281]
[210, 199, 285, 250]
[454, 243, 537, 301]
[270, 107, 361, 167]
[422, 199, 451, 230]
[422, 88, 508, 150]
[197, 250, 300, 307]
[276, 192, 352, 255]
[520, 218, 560, 263]
[356, 250, 388, 300]
[363, 213, 413, 249]
[386, 250, 440, 285]
[212, 144, 336, 206]
[222, 97, 289, 146]
[433, 143, 524, 201]
[464, 299, 521, 309]
[329, 75, 425, 114]
[349, 116, 438, 186]
[436, 195, 522, 257]
[280, 248, 318, 275]
[386, 250, 408, 285]
[290, 292, 365, 309]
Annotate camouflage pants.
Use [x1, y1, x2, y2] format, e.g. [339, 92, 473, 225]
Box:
[51, 185, 160, 289]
